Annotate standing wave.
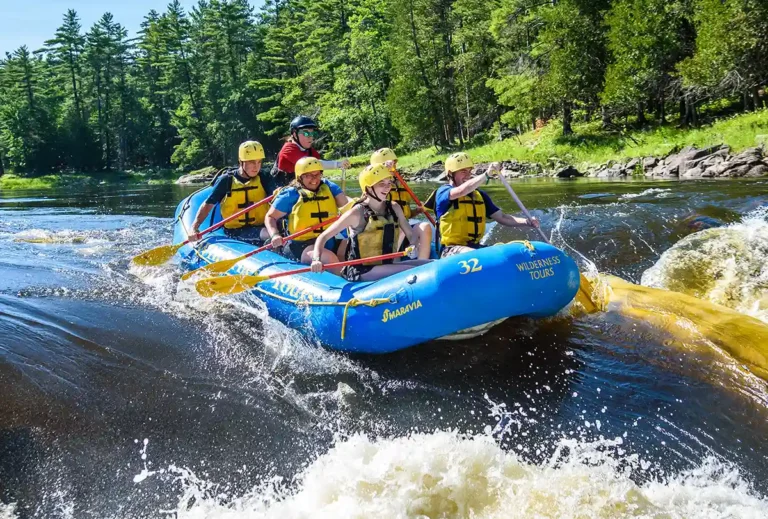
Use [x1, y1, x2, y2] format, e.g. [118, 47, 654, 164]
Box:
[641, 207, 768, 323]
[165, 431, 767, 519]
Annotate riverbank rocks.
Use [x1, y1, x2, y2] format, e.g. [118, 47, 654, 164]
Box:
[576, 144, 768, 179]
[409, 161, 445, 181]
[176, 166, 219, 184]
[176, 164, 273, 184]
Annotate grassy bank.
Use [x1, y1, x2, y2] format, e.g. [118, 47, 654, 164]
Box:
[0, 169, 178, 190]
[389, 109, 768, 173]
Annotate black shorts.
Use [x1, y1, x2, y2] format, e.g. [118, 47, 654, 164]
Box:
[282, 238, 340, 262]
[224, 225, 265, 246]
[282, 238, 315, 261]
[440, 243, 485, 258]
[340, 263, 374, 281]
[342, 237, 410, 281]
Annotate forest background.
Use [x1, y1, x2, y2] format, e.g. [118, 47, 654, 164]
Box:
[0, 0, 766, 176]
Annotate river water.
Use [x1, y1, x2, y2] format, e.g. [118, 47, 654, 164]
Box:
[0, 178, 767, 518]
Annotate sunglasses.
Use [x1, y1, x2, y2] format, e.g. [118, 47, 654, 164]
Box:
[299, 130, 319, 138]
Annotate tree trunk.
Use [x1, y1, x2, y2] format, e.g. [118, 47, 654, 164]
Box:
[601, 105, 611, 129]
[679, 98, 686, 124]
[656, 96, 665, 124]
[637, 102, 646, 125]
[562, 101, 573, 136]
[68, 49, 82, 121]
[744, 89, 753, 111]
[685, 96, 697, 127]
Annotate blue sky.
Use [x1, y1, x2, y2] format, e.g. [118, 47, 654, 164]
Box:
[1, 0, 263, 56]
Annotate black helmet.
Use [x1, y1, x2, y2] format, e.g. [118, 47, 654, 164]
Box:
[289, 115, 318, 133]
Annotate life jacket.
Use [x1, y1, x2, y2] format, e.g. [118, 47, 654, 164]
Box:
[220, 173, 269, 229]
[347, 201, 400, 266]
[388, 179, 413, 218]
[288, 181, 339, 241]
[438, 190, 486, 246]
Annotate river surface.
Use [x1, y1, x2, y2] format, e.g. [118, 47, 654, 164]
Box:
[1, 178, 767, 518]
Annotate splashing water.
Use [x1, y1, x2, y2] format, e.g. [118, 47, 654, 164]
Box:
[641, 208, 768, 323]
[161, 430, 768, 519]
[0, 504, 17, 519]
[619, 188, 673, 200]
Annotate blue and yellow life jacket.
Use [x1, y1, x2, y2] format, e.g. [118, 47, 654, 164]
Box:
[220, 174, 269, 229]
[288, 182, 339, 241]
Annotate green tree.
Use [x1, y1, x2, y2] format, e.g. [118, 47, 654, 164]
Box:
[602, 0, 690, 124]
[0, 47, 60, 171]
[679, 0, 768, 113]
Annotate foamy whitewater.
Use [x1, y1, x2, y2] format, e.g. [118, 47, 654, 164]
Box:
[619, 188, 673, 200]
[150, 430, 766, 519]
[641, 207, 768, 323]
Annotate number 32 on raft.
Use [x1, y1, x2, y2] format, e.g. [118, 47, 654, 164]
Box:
[458, 258, 482, 275]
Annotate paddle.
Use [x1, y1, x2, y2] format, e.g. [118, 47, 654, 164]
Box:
[195, 247, 414, 298]
[497, 173, 603, 313]
[390, 169, 437, 226]
[180, 215, 341, 280]
[341, 168, 347, 192]
[132, 194, 275, 267]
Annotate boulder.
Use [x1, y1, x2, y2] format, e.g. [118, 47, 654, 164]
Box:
[724, 164, 753, 177]
[597, 165, 626, 178]
[413, 161, 445, 181]
[746, 164, 768, 177]
[642, 156, 658, 170]
[554, 165, 583, 178]
[176, 166, 225, 184]
[502, 169, 522, 179]
[625, 158, 640, 172]
[729, 147, 763, 168]
[695, 153, 726, 170]
[681, 167, 705, 179]
[664, 145, 726, 176]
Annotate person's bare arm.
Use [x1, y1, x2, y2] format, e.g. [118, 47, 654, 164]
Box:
[188, 203, 216, 240]
[264, 206, 287, 248]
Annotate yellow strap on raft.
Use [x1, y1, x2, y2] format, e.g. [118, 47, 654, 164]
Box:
[251, 286, 394, 340]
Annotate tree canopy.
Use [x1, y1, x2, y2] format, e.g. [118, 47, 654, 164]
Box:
[0, 0, 765, 173]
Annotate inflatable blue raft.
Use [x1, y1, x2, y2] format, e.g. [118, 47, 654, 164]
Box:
[174, 187, 581, 353]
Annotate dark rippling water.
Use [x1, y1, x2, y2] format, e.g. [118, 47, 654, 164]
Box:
[1, 178, 767, 518]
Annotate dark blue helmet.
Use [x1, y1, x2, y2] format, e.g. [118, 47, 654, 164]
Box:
[289, 115, 318, 133]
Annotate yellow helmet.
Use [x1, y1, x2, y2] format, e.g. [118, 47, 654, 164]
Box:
[239, 140, 265, 161]
[445, 152, 474, 173]
[295, 157, 324, 177]
[370, 148, 397, 166]
[359, 164, 393, 191]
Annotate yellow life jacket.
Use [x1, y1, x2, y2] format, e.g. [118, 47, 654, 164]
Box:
[347, 201, 401, 266]
[439, 190, 486, 246]
[288, 182, 339, 241]
[388, 179, 413, 218]
[220, 173, 269, 229]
